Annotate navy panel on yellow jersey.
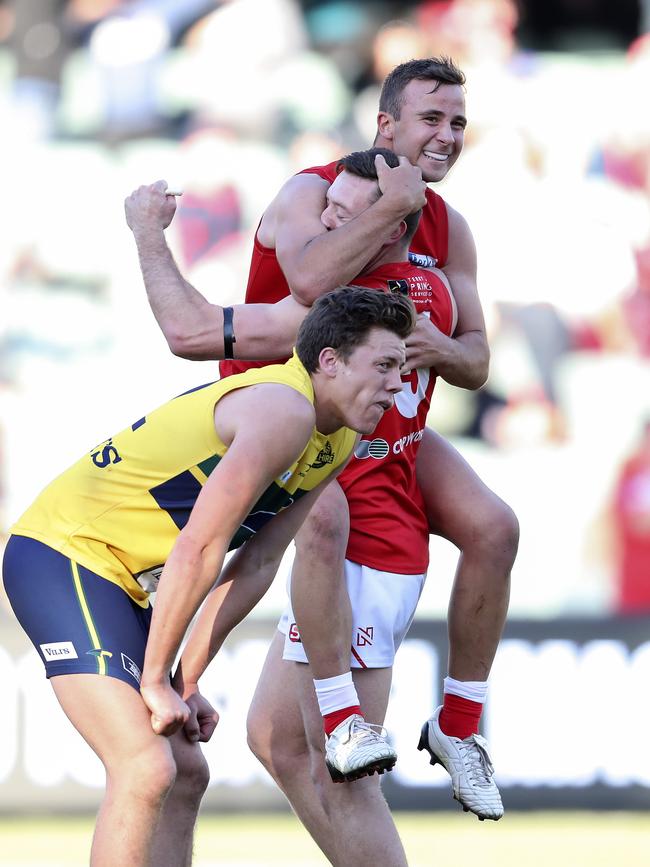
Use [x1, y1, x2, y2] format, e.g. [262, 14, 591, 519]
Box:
[10, 354, 356, 605]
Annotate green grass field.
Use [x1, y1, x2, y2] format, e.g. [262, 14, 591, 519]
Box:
[0, 811, 647, 866]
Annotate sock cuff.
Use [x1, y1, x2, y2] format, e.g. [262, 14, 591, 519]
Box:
[443, 676, 488, 704]
[313, 672, 354, 692]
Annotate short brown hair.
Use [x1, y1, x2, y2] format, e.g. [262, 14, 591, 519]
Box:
[296, 286, 416, 373]
[379, 57, 466, 120]
[336, 147, 421, 241]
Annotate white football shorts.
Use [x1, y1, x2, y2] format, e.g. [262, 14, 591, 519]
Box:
[278, 559, 427, 668]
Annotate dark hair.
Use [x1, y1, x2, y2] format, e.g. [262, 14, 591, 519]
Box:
[296, 286, 416, 373]
[379, 56, 466, 120]
[336, 147, 421, 241]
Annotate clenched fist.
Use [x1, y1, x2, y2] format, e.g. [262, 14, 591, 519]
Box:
[125, 180, 179, 237]
[141, 681, 191, 737]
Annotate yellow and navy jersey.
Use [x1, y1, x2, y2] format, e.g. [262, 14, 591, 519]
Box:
[11, 353, 356, 606]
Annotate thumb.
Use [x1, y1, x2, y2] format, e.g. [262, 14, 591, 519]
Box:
[397, 155, 411, 167]
[151, 714, 167, 735]
[374, 153, 388, 175]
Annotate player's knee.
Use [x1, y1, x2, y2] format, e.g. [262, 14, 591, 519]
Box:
[485, 498, 519, 565]
[247, 718, 307, 784]
[113, 743, 177, 807]
[459, 494, 519, 566]
[173, 746, 211, 801]
[295, 496, 349, 560]
[246, 712, 273, 770]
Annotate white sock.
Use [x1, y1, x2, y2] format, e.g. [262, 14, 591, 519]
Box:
[313, 672, 360, 716]
[443, 675, 488, 704]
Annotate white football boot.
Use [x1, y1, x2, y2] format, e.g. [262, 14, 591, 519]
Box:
[325, 714, 397, 783]
[418, 706, 503, 820]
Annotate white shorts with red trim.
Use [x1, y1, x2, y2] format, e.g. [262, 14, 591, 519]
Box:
[277, 559, 427, 668]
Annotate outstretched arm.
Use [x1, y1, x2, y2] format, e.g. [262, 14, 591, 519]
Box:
[125, 181, 309, 360]
[139, 384, 317, 736]
[405, 207, 489, 389]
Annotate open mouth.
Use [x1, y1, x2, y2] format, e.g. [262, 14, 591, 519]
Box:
[423, 151, 450, 162]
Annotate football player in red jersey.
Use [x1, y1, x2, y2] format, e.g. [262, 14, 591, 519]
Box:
[127, 57, 517, 838]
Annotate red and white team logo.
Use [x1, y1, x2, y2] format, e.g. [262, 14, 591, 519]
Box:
[356, 627, 374, 647]
[288, 622, 301, 643]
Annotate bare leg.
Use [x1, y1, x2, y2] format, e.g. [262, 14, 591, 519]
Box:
[52, 674, 177, 867]
[291, 481, 351, 679]
[416, 428, 518, 680]
[151, 733, 210, 867]
[247, 633, 407, 867]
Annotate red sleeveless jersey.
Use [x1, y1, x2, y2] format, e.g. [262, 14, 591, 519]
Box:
[340, 262, 454, 573]
[219, 160, 448, 378]
[220, 161, 452, 572]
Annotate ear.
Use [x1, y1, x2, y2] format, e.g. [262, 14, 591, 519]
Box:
[387, 220, 407, 245]
[376, 110, 395, 141]
[317, 346, 340, 377]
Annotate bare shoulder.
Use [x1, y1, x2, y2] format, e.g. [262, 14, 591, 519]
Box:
[214, 382, 315, 447]
[276, 172, 329, 213]
[260, 173, 329, 247]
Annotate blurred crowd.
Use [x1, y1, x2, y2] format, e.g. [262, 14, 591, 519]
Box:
[0, 0, 649, 617]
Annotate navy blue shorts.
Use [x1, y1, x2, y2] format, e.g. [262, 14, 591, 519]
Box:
[2, 535, 152, 691]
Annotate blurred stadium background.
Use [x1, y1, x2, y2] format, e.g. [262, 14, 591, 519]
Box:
[0, 0, 649, 863]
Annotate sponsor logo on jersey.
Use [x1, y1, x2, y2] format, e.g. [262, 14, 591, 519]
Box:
[393, 428, 424, 454]
[407, 251, 437, 269]
[121, 653, 142, 683]
[311, 441, 334, 469]
[40, 641, 78, 661]
[356, 627, 374, 647]
[387, 279, 409, 296]
[355, 430, 425, 461]
[288, 622, 301, 643]
[354, 438, 390, 460]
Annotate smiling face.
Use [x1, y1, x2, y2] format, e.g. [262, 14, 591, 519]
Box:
[320, 171, 379, 231]
[325, 326, 406, 434]
[377, 79, 467, 183]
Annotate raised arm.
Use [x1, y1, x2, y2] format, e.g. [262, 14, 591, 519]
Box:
[124, 181, 220, 357]
[139, 384, 317, 735]
[272, 156, 426, 305]
[404, 205, 489, 389]
[125, 181, 309, 360]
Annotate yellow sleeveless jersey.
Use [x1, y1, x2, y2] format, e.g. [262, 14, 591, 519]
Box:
[11, 353, 356, 606]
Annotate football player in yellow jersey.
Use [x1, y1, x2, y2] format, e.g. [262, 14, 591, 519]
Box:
[2, 286, 414, 867]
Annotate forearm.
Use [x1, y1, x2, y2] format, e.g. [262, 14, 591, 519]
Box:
[133, 227, 224, 359]
[425, 330, 489, 389]
[174, 542, 284, 689]
[142, 539, 226, 685]
[282, 199, 407, 304]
